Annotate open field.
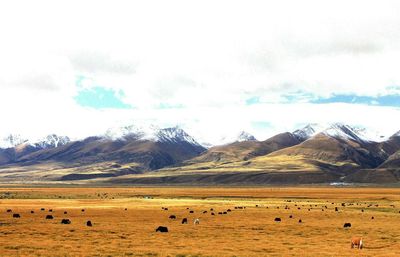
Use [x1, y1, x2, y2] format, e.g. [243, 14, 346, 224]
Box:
[0, 187, 399, 256]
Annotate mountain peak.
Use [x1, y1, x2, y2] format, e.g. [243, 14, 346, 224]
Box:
[103, 124, 202, 146]
[293, 123, 325, 141]
[322, 123, 389, 143]
[293, 123, 388, 143]
[156, 127, 201, 145]
[104, 124, 145, 140]
[33, 134, 71, 148]
[321, 123, 363, 142]
[0, 134, 28, 149]
[391, 130, 400, 138]
[236, 131, 257, 142]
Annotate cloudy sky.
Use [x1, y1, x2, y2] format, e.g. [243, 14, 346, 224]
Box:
[1, 0, 400, 144]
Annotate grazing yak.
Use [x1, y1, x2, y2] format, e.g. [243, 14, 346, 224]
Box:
[351, 237, 363, 249]
[87, 220, 93, 227]
[46, 215, 54, 219]
[169, 215, 176, 219]
[30, 210, 34, 214]
[343, 223, 352, 228]
[6, 209, 12, 213]
[61, 219, 71, 224]
[181, 218, 188, 224]
[156, 226, 168, 232]
[194, 218, 200, 225]
[274, 217, 281, 222]
[189, 210, 194, 214]
[64, 211, 68, 214]
[12, 213, 20, 218]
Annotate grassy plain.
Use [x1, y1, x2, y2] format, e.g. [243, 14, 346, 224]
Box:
[0, 187, 399, 256]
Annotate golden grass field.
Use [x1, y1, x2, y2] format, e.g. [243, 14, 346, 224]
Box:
[0, 187, 399, 256]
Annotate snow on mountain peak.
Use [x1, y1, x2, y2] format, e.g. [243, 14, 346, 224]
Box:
[33, 134, 71, 148]
[156, 127, 201, 145]
[0, 133, 70, 149]
[293, 123, 325, 141]
[322, 123, 363, 142]
[103, 124, 202, 146]
[390, 130, 400, 138]
[104, 124, 145, 140]
[352, 126, 388, 142]
[293, 123, 388, 143]
[0, 134, 28, 149]
[236, 131, 257, 142]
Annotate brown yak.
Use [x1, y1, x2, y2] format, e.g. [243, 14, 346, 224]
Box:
[351, 237, 363, 249]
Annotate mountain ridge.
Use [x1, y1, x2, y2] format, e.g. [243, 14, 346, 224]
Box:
[0, 123, 399, 184]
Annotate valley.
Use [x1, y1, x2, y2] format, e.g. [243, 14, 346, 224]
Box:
[0, 187, 399, 256]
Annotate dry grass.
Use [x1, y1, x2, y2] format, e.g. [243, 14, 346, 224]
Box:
[0, 161, 141, 182]
[0, 187, 399, 256]
[160, 154, 355, 175]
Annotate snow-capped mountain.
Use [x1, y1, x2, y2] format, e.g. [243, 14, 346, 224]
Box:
[104, 124, 146, 141]
[0, 134, 28, 149]
[236, 131, 257, 142]
[292, 124, 325, 141]
[33, 134, 71, 148]
[293, 123, 389, 143]
[155, 127, 202, 145]
[103, 124, 202, 146]
[391, 130, 400, 138]
[321, 123, 393, 143]
[0, 133, 71, 150]
[215, 131, 258, 146]
[352, 126, 388, 142]
[321, 123, 365, 142]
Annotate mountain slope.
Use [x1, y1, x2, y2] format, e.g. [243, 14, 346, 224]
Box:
[268, 125, 386, 169]
[236, 131, 257, 142]
[164, 124, 397, 182]
[379, 150, 400, 168]
[0, 134, 71, 165]
[185, 132, 302, 165]
[378, 132, 400, 168]
[16, 127, 206, 173]
[0, 123, 399, 184]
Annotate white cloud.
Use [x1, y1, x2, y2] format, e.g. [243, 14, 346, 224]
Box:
[0, 0, 400, 143]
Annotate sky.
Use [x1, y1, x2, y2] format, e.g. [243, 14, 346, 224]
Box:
[1, 0, 400, 145]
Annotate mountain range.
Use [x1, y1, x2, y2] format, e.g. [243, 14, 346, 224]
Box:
[0, 123, 399, 184]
